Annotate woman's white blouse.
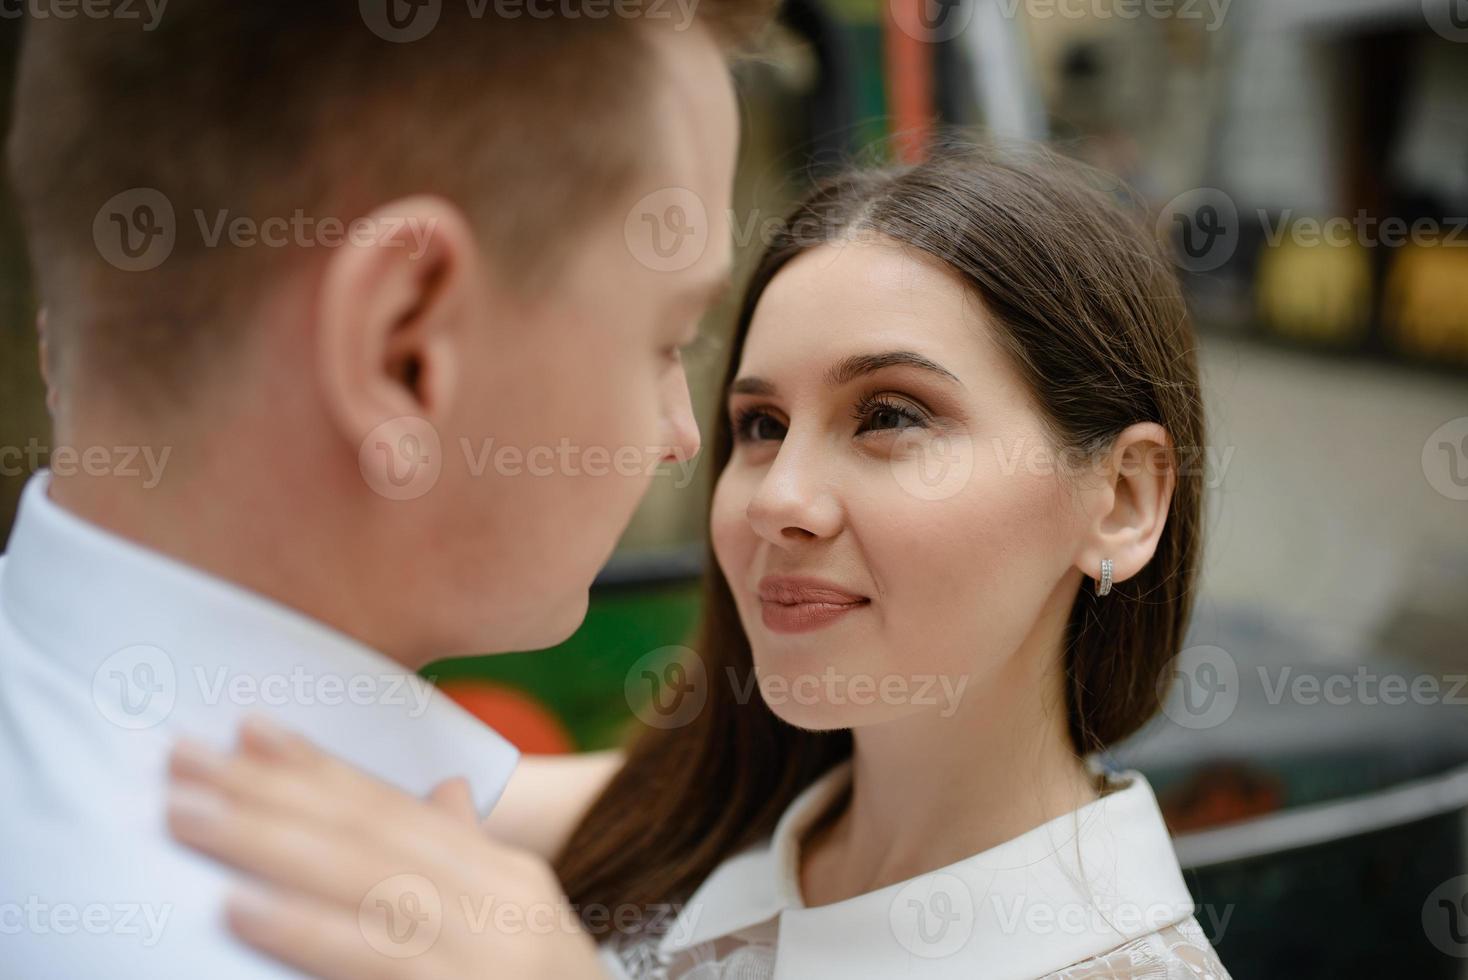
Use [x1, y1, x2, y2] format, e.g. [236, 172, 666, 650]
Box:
[599, 763, 1232, 980]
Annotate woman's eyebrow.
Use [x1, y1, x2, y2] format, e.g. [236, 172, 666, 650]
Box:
[728, 349, 964, 399]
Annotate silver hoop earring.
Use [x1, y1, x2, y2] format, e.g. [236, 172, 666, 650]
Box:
[1095, 558, 1113, 597]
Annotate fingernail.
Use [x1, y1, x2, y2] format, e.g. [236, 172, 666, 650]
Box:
[167, 785, 227, 831]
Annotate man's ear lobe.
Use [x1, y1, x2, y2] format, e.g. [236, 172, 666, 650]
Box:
[314, 196, 478, 447]
[1075, 421, 1176, 588]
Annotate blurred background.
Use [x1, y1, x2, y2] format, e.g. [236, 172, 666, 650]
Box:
[2, 0, 1467, 974]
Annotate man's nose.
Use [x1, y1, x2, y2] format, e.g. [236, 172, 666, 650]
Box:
[660, 371, 701, 465]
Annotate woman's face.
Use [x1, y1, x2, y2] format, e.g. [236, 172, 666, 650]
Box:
[710, 237, 1094, 730]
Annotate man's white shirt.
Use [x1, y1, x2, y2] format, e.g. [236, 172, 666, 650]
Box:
[0, 470, 520, 978]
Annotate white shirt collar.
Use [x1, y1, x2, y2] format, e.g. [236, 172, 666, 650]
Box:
[0, 470, 519, 813]
[664, 761, 1197, 979]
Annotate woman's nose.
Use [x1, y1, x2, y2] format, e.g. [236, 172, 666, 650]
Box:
[745, 442, 842, 545]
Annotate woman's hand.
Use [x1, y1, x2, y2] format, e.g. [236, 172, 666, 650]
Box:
[166, 715, 607, 980]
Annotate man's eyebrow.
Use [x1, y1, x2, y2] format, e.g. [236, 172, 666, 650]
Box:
[728, 349, 963, 399]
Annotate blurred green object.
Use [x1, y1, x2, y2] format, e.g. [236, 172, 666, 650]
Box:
[422, 577, 703, 752]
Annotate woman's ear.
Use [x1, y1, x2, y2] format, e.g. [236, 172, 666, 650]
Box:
[1074, 421, 1176, 590]
[314, 195, 477, 450]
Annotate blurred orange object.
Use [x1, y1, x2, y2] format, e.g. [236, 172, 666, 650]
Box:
[436, 679, 575, 755]
[1384, 243, 1468, 366]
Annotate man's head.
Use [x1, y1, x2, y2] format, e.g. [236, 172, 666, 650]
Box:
[9, 2, 766, 664]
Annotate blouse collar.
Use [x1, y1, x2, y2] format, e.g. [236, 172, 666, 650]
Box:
[662, 762, 1196, 979]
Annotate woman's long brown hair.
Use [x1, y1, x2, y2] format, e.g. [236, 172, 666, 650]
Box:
[554, 141, 1205, 932]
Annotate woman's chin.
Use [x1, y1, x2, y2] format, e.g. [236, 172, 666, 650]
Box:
[747, 667, 922, 732]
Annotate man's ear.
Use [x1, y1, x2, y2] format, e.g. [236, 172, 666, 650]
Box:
[315, 195, 478, 447]
[1073, 422, 1177, 590]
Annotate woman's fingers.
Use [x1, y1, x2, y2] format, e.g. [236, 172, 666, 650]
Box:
[236, 713, 320, 764]
[171, 719, 450, 841]
[167, 783, 390, 908]
[427, 777, 479, 825]
[170, 737, 365, 831]
[225, 883, 411, 980]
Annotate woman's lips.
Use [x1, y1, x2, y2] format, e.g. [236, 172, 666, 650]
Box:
[756, 575, 870, 634]
[759, 597, 869, 634]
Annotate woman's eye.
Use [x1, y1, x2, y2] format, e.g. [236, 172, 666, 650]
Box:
[855, 395, 928, 434]
[731, 407, 786, 443]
